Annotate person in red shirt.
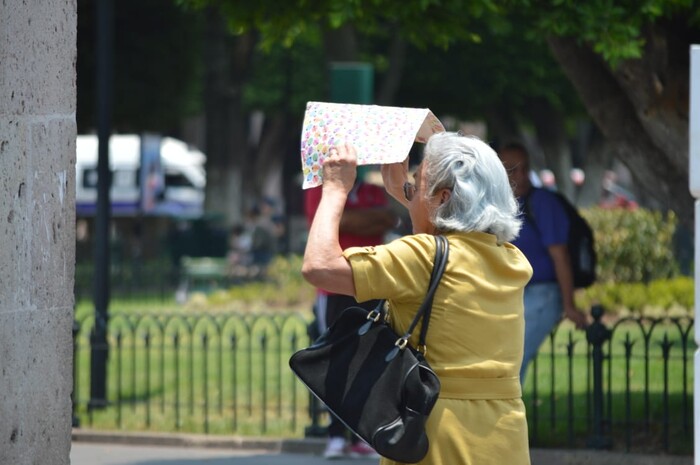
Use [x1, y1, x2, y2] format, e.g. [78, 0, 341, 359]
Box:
[304, 175, 397, 459]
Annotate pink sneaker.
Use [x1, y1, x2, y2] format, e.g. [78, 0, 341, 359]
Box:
[348, 441, 380, 459]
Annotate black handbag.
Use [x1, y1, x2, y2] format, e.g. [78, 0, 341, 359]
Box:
[289, 235, 449, 463]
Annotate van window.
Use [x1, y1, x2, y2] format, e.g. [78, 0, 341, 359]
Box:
[113, 170, 136, 188]
[81, 168, 136, 188]
[82, 168, 98, 188]
[165, 171, 195, 188]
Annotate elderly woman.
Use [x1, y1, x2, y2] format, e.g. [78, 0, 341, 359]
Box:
[302, 132, 532, 465]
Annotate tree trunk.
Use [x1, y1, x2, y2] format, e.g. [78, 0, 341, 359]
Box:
[575, 123, 613, 207]
[323, 24, 359, 62]
[203, 9, 235, 223]
[547, 35, 693, 227]
[202, 8, 256, 227]
[253, 112, 289, 203]
[612, 21, 689, 171]
[529, 97, 574, 200]
[485, 104, 521, 148]
[376, 31, 407, 105]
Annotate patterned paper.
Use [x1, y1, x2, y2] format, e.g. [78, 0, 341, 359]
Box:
[300, 101, 445, 188]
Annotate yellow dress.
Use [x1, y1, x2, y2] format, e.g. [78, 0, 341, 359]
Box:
[343, 231, 533, 465]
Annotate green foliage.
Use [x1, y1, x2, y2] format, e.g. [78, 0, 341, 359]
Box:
[181, 0, 700, 69]
[649, 277, 695, 310]
[184, 255, 315, 312]
[573, 207, 690, 316]
[394, 13, 583, 121]
[582, 207, 679, 283]
[77, 0, 204, 133]
[237, 6, 580, 123]
[576, 277, 693, 316]
[505, 0, 700, 66]
[180, 0, 502, 50]
[242, 35, 327, 114]
[74, 255, 316, 318]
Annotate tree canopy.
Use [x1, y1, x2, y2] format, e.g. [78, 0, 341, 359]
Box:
[506, 0, 699, 65]
[77, 0, 204, 134]
[181, 0, 501, 49]
[169, 0, 700, 229]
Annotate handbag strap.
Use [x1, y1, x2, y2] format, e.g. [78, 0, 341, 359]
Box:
[387, 235, 449, 351]
[416, 235, 449, 346]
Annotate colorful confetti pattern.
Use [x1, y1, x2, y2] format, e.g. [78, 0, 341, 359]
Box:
[300, 101, 445, 188]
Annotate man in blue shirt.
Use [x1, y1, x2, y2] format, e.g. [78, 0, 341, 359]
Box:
[499, 143, 587, 383]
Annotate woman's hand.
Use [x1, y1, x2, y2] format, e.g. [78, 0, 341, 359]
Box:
[564, 306, 588, 330]
[381, 157, 410, 207]
[302, 142, 357, 297]
[322, 143, 357, 197]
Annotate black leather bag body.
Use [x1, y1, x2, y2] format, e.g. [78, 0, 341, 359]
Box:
[289, 235, 449, 463]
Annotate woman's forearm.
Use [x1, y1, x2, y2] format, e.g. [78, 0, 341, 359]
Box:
[301, 187, 356, 295]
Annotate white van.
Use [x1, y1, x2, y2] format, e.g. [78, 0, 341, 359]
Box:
[76, 134, 206, 218]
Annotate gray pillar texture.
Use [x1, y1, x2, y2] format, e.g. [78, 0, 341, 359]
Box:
[0, 2, 77, 465]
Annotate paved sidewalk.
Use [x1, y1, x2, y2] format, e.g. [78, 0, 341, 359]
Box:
[71, 430, 376, 465]
[71, 429, 693, 465]
[70, 442, 377, 465]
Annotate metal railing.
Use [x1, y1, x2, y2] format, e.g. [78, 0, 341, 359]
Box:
[525, 305, 694, 454]
[72, 306, 694, 454]
[73, 311, 312, 436]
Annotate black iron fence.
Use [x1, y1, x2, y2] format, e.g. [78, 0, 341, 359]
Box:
[72, 305, 694, 454]
[73, 311, 311, 436]
[524, 306, 694, 454]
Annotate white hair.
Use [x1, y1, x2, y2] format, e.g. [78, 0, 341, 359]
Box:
[422, 132, 521, 243]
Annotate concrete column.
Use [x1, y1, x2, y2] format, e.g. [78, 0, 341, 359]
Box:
[0, 2, 77, 465]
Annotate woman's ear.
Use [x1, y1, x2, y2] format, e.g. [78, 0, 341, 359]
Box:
[439, 189, 451, 205]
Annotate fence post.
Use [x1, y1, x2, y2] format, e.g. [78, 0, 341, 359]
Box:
[72, 320, 81, 428]
[304, 318, 326, 438]
[586, 304, 612, 449]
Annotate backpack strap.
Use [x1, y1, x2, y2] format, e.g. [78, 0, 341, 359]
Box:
[523, 189, 542, 237]
[524, 188, 569, 243]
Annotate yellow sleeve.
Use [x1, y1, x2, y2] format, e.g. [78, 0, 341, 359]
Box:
[342, 234, 435, 303]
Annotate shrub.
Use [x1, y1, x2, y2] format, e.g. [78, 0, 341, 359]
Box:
[184, 254, 316, 313]
[573, 207, 694, 317]
[582, 207, 679, 283]
[576, 276, 694, 317]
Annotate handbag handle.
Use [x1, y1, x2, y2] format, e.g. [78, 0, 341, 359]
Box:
[415, 235, 449, 347]
[377, 235, 449, 352]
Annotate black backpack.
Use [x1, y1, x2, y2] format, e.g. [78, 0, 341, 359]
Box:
[524, 190, 596, 288]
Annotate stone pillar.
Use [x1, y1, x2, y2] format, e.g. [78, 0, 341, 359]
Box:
[0, 2, 77, 465]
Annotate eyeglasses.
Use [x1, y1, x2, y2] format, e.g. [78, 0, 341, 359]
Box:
[403, 182, 417, 202]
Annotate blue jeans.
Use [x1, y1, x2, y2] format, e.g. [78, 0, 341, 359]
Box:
[520, 282, 562, 383]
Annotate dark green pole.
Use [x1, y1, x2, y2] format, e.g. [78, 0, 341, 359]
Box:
[89, 0, 113, 410]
